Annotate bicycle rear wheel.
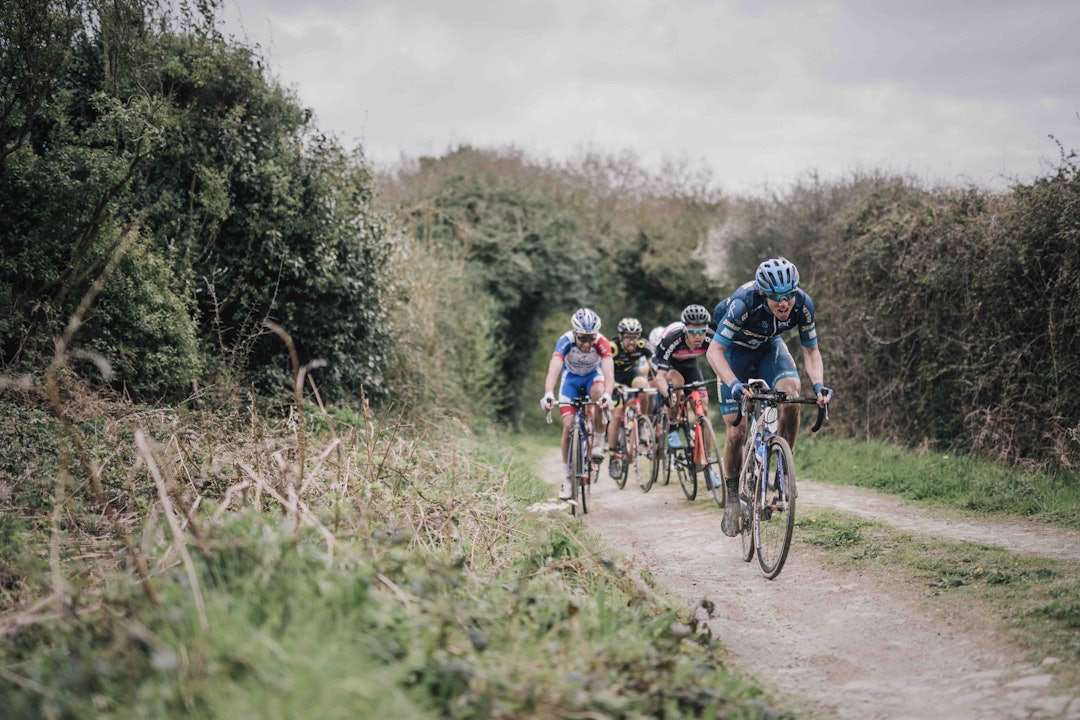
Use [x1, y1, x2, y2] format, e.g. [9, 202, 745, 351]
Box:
[698, 415, 725, 509]
[754, 436, 796, 578]
[634, 415, 656, 492]
[675, 423, 697, 501]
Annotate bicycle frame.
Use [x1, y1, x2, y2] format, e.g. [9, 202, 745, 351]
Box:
[666, 379, 716, 501]
[614, 386, 657, 491]
[547, 393, 610, 516]
[733, 379, 828, 577]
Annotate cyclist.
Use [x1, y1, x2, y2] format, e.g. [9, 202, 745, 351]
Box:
[653, 304, 721, 490]
[606, 317, 654, 478]
[540, 308, 616, 500]
[706, 257, 833, 536]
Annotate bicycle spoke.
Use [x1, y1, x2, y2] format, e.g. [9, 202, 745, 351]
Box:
[634, 415, 656, 492]
[755, 436, 795, 578]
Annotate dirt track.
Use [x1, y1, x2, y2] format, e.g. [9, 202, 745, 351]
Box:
[536, 447, 1080, 720]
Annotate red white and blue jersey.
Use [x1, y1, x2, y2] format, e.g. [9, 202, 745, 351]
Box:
[552, 331, 613, 376]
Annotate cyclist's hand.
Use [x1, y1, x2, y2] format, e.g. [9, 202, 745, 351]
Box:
[813, 382, 833, 406]
[729, 381, 746, 403]
[599, 392, 613, 410]
[540, 392, 556, 411]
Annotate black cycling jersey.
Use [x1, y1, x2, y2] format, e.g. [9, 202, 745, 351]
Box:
[610, 337, 652, 375]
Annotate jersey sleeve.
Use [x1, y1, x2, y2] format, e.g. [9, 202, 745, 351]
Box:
[716, 297, 749, 348]
[595, 335, 613, 358]
[797, 292, 818, 348]
[552, 333, 573, 359]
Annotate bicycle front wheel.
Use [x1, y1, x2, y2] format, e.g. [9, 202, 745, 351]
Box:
[651, 412, 670, 487]
[567, 424, 583, 516]
[738, 447, 755, 563]
[634, 415, 656, 492]
[697, 415, 725, 510]
[613, 424, 628, 490]
[675, 423, 697, 501]
[754, 436, 796, 578]
[580, 431, 593, 515]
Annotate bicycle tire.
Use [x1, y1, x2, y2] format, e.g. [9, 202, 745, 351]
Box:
[676, 422, 697, 501]
[698, 414, 725, 509]
[754, 435, 796, 578]
[651, 412, 669, 487]
[738, 444, 755, 563]
[580, 427, 592, 515]
[635, 415, 656, 492]
[568, 423, 583, 516]
[613, 424, 628, 490]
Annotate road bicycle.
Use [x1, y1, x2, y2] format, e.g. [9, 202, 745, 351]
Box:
[732, 379, 828, 578]
[547, 393, 610, 516]
[653, 379, 724, 503]
[609, 386, 658, 492]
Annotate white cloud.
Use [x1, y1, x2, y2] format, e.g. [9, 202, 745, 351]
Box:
[220, 0, 1080, 193]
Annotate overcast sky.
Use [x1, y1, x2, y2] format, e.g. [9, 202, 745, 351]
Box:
[220, 0, 1080, 194]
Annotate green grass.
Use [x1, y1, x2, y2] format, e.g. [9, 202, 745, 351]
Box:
[0, 392, 782, 719]
[794, 434, 1080, 530]
[796, 508, 1080, 687]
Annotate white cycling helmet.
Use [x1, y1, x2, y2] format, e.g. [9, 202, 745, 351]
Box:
[570, 308, 601, 335]
[647, 325, 665, 351]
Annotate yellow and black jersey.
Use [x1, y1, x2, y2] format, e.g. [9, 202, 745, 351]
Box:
[610, 337, 652, 375]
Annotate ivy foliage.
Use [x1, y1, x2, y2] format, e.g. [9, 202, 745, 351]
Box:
[1, 0, 395, 402]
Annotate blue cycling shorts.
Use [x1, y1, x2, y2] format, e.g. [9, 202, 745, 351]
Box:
[558, 369, 604, 417]
[717, 337, 799, 415]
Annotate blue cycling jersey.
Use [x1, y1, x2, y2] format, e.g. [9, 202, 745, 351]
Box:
[712, 281, 818, 350]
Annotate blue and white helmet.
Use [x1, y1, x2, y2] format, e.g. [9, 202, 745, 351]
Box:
[755, 257, 800, 295]
[570, 308, 602, 335]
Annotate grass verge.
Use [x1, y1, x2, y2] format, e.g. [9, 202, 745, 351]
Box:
[0, 386, 782, 719]
[795, 434, 1080, 530]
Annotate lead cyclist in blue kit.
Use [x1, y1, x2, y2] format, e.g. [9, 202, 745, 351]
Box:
[705, 257, 833, 537]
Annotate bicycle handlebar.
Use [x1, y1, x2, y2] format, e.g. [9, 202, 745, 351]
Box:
[733, 390, 829, 432]
[546, 396, 611, 425]
[667, 379, 712, 394]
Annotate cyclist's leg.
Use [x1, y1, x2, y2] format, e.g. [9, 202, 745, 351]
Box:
[631, 370, 652, 416]
[664, 368, 687, 446]
[607, 378, 632, 454]
[719, 347, 758, 536]
[718, 346, 755, 484]
[676, 361, 713, 458]
[761, 337, 802, 449]
[586, 370, 607, 458]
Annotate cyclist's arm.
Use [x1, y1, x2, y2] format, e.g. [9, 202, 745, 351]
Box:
[601, 355, 616, 397]
[706, 340, 738, 387]
[800, 345, 826, 398]
[654, 368, 671, 399]
[543, 355, 564, 396]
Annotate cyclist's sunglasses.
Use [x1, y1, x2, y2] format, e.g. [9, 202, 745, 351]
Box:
[765, 291, 796, 303]
[685, 327, 707, 336]
[575, 333, 598, 343]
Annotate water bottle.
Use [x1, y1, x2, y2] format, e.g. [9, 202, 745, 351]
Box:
[754, 433, 766, 467]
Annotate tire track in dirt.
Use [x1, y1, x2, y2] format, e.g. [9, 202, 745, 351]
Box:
[536, 448, 1080, 720]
